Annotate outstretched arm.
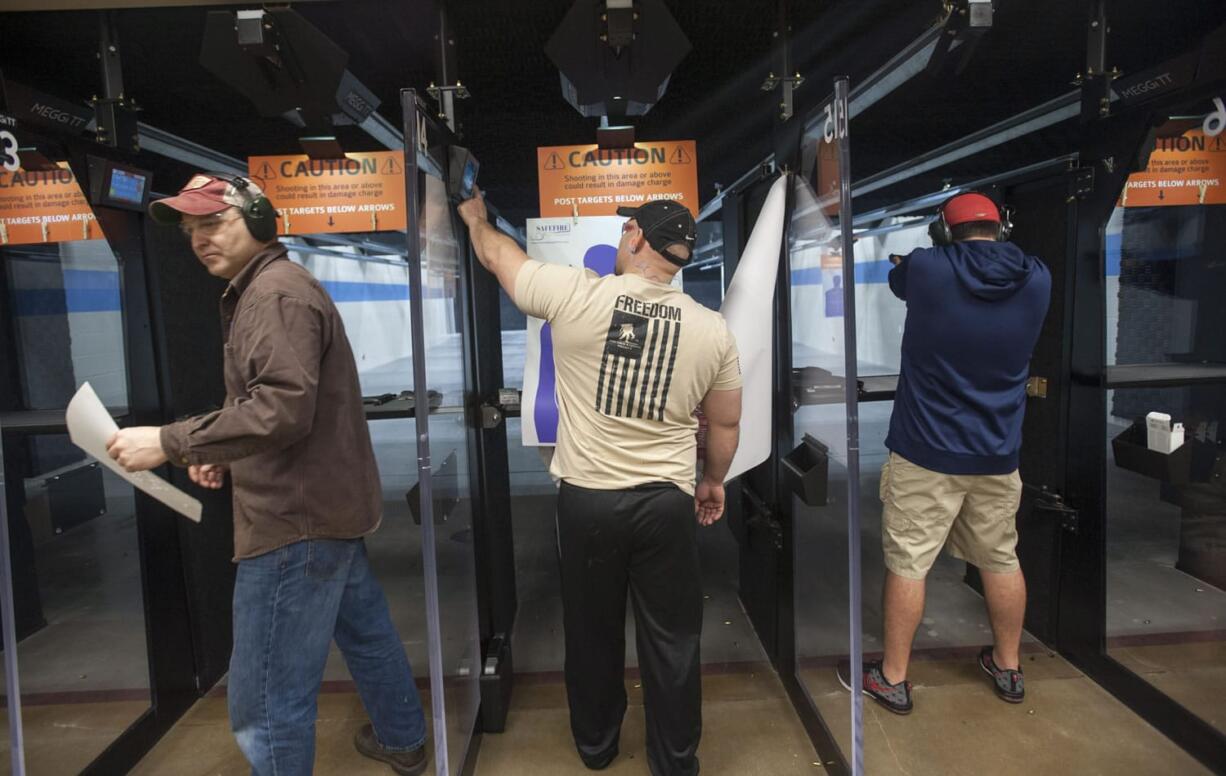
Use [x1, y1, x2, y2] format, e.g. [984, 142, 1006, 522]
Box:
[458, 186, 530, 298]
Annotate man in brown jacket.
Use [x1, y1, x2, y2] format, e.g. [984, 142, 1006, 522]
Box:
[107, 173, 428, 776]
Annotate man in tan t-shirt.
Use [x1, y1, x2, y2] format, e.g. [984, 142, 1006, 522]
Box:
[459, 189, 741, 776]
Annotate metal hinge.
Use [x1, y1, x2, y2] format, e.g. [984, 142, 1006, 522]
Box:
[1026, 376, 1049, 398]
[742, 485, 784, 551]
[1068, 166, 1095, 201]
[483, 633, 506, 677]
[480, 404, 503, 430]
[1032, 488, 1080, 534]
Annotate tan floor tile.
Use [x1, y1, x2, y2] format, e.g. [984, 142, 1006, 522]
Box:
[801, 652, 1211, 776]
[1, 701, 150, 775]
[474, 671, 821, 776]
[132, 693, 434, 776]
[1111, 640, 1226, 733]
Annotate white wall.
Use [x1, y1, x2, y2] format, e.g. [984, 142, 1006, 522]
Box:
[61, 239, 127, 407]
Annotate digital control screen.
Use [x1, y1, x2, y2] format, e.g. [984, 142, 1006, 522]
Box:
[460, 158, 478, 198]
[108, 168, 148, 205]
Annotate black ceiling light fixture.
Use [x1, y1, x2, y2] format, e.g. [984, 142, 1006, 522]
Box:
[199, 7, 380, 141]
[546, 0, 692, 122]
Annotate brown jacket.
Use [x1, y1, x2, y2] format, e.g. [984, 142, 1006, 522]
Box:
[160, 244, 381, 559]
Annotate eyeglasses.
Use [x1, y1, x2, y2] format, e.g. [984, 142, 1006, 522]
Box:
[179, 210, 242, 238]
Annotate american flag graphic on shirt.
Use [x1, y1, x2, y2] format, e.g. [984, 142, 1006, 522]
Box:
[595, 296, 682, 421]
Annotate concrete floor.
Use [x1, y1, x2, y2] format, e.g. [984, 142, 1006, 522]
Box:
[803, 651, 1212, 776]
[4, 335, 1224, 771]
[1112, 640, 1226, 734]
[131, 652, 1215, 776]
[0, 699, 151, 775]
[472, 668, 819, 776]
[129, 667, 819, 776]
[129, 691, 423, 776]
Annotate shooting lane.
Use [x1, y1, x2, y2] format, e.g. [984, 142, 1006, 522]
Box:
[696, 2, 1226, 775]
[0, 4, 489, 776]
[776, 4, 1226, 775]
[0, 2, 1225, 776]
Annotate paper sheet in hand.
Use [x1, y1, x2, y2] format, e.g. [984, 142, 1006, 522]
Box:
[66, 382, 203, 523]
[720, 174, 789, 482]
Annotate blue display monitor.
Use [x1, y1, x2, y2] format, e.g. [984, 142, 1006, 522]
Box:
[448, 145, 479, 202]
[86, 155, 153, 212]
[108, 168, 148, 206]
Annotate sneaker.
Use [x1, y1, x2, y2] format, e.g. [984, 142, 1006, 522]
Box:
[353, 724, 430, 776]
[837, 659, 913, 715]
[978, 646, 1025, 703]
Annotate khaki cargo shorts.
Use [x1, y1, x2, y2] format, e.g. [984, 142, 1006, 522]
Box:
[879, 452, 1022, 580]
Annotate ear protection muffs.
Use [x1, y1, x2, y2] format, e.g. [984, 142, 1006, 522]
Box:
[997, 203, 1015, 242]
[928, 205, 955, 247]
[928, 191, 1013, 246]
[203, 172, 279, 242]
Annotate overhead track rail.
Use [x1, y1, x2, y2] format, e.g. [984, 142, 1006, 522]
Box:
[849, 91, 1083, 198]
[697, 8, 953, 220]
[850, 152, 1080, 225]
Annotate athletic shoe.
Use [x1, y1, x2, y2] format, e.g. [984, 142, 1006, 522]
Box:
[836, 659, 913, 715]
[353, 724, 430, 776]
[978, 646, 1025, 703]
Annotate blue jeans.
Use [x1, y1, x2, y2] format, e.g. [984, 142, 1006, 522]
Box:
[229, 538, 426, 776]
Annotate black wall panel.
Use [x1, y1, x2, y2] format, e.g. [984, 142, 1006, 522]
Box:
[141, 218, 235, 690]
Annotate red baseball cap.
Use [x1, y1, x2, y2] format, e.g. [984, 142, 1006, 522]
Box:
[941, 192, 1001, 226]
[149, 174, 263, 223]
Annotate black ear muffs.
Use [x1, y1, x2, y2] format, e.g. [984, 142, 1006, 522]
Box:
[997, 204, 1015, 241]
[928, 209, 954, 246]
[204, 172, 278, 241]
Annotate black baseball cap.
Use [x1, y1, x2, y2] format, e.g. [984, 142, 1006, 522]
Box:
[616, 200, 696, 267]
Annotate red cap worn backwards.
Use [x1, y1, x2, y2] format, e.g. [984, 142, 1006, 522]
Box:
[941, 192, 1001, 226]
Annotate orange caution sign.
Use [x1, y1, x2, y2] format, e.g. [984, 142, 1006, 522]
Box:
[1120, 128, 1226, 207]
[247, 152, 407, 235]
[0, 164, 100, 246]
[537, 140, 699, 218]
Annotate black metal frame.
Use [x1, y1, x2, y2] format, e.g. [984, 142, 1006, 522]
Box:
[0, 121, 208, 774]
[1056, 90, 1226, 774]
[75, 191, 202, 776]
[719, 166, 853, 776]
[401, 87, 520, 773]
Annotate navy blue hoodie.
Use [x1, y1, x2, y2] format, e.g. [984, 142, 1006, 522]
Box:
[885, 240, 1051, 475]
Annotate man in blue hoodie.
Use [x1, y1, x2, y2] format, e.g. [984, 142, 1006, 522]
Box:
[840, 192, 1050, 715]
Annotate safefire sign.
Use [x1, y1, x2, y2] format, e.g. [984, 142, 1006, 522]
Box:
[537, 140, 699, 218]
[247, 151, 407, 235]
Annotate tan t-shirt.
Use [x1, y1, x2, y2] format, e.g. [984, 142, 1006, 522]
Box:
[515, 260, 742, 494]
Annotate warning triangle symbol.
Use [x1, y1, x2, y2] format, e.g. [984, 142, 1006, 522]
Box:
[382, 156, 402, 175]
[543, 152, 565, 171]
[669, 146, 693, 165]
[257, 161, 278, 180]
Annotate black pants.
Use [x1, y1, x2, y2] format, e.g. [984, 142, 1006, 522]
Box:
[557, 481, 703, 776]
